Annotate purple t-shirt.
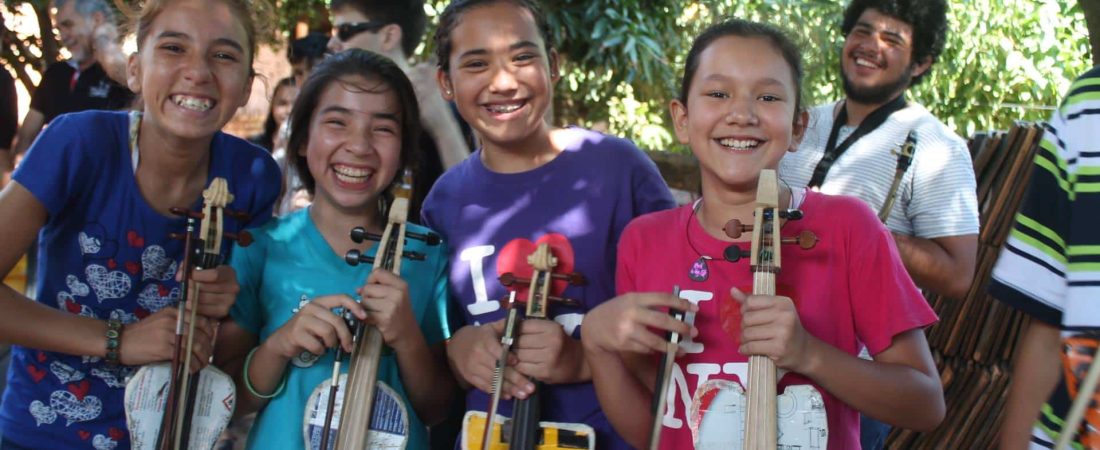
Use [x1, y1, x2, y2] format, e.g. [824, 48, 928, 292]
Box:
[421, 127, 676, 450]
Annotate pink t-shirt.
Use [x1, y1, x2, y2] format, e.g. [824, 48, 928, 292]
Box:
[616, 191, 937, 449]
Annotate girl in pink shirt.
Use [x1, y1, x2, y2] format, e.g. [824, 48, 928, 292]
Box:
[581, 19, 945, 449]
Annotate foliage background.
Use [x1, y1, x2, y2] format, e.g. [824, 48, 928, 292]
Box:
[2, 0, 1094, 152]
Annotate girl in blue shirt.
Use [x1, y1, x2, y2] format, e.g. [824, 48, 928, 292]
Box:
[214, 49, 456, 450]
[0, 0, 281, 447]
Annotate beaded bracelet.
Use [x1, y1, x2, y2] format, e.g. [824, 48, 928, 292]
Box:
[104, 319, 123, 366]
[243, 346, 286, 399]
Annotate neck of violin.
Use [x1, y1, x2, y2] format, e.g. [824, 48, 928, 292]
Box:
[743, 270, 777, 449]
[509, 384, 542, 449]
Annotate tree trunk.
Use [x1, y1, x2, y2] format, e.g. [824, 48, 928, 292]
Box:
[1084, 0, 1100, 66]
[32, 0, 59, 69]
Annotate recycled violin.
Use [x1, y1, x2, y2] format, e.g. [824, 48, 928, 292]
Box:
[466, 242, 592, 450]
[303, 172, 440, 450]
[124, 177, 250, 450]
[690, 169, 829, 449]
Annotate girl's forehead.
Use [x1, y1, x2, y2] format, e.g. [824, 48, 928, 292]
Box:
[147, 0, 249, 43]
[317, 78, 401, 115]
[695, 36, 795, 86]
[450, 3, 542, 49]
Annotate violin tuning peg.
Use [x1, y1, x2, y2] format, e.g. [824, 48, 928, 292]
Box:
[548, 272, 586, 286]
[169, 208, 203, 219]
[224, 209, 251, 222]
[781, 230, 818, 250]
[548, 295, 581, 308]
[423, 232, 441, 246]
[349, 227, 382, 244]
[565, 272, 586, 286]
[723, 219, 752, 239]
[796, 230, 817, 249]
[350, 227, 367, 243]
[499, 273, 517, 286]
[224, 231, 253, 247]
[168, 232, 188, 241]
[402, 250, 426, 261]
[344, 249, 374, 266]
[722, 245, 749, 262]
[779, 209, 804, 220]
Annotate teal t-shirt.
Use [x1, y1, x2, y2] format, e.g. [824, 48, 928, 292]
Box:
[228, 208, 450, 450]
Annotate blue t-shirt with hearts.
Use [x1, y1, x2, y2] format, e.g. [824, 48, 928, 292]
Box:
[1, 111, 280, 449]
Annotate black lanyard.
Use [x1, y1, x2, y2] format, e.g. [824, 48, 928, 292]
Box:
[807, 94, 908, 188]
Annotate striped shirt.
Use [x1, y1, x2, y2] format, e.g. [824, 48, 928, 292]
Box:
[989, 65, 1100, 450]
[779, 101, 979, 239]
[990, 65, 1100, 329]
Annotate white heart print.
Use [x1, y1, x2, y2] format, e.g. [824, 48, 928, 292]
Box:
[78, 232, 101, 255]
[29, 400, 57, 426]
[66, 275, 90, 297]
[91, 367, 130, 388]
[141, 245, 178, 281]
[49, 390, 102, 426]
[93, 434, 118, 450]
[85, 264, 131, 301]
[50, 361, 85, 384]
[136, 284, 180, 313]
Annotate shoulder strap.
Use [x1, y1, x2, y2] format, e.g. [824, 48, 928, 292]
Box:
[807, 95, 908, 188]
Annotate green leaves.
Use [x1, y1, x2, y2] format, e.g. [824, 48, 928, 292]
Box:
[418, 0, 1092, 151]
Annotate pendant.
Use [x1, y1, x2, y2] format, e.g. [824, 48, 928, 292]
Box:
[689, 256, 710, 282]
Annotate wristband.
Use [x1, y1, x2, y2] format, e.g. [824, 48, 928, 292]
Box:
[104, 319, 123, 366]
[243, 346, 286, 399]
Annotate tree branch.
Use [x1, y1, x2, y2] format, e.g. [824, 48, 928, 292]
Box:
[32, 0, 59, 67]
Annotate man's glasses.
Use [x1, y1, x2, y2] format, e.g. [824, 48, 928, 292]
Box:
[335, 21, 387, 42]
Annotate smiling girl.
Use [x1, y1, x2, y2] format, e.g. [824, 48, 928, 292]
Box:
[0, 0, 281, 447]
[420, 1, 676, 448]
[212, 49, 455, 450]
[581, 19, 945, 449]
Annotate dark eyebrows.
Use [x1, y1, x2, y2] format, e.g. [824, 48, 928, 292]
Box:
[456, 40, 541, 61]
[853, 20, 907, 43]
[154, 31, 245, 53]
[318, 106, 400, 122]
[213, 38, 246, 54]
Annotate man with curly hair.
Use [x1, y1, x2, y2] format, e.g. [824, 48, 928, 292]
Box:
[779, 0, 978, 448]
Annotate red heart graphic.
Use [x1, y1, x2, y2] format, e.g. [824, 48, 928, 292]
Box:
[496, 234, 576, 308]
[720, 283, 795, 342]
[127, 230, 144, 248]
[64, 299, 82, 315]
[107, 259, 118, 270]
[125, 261, 141, 275]
[78, 430, 91, 440]
[108, 427, 124, 441]
[26, 364, 46, 383]
[68, 380, 91, 401]
[158, 284, 169, 297]
[37, 351, 47, 363]
[135, 307, 150, 319]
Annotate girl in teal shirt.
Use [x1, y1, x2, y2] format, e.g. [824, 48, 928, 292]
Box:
[214, 49, 456, 450]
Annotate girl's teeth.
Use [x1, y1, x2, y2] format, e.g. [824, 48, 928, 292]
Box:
[488, 103, 522, 113]
[334, 165, 371, 183]
[719, 138, 760, 149]
[173, 95, 213, 111]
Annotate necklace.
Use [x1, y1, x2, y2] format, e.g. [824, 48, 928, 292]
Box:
[686, 183, 802, 282]
[685, 200, 746, 282]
